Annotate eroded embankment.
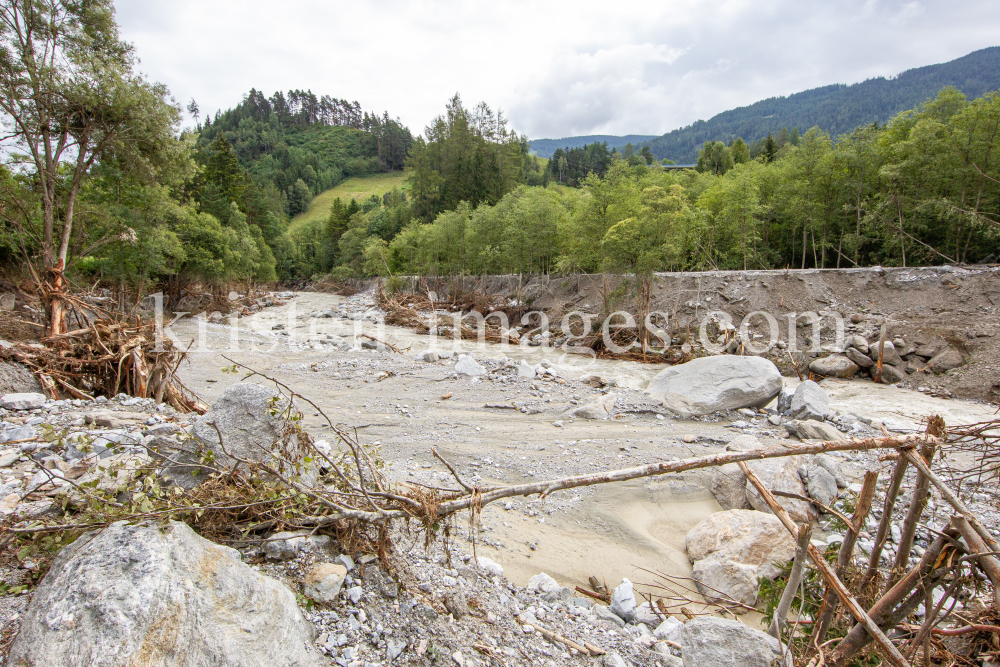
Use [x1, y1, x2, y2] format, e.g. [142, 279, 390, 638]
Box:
[362, 266, 1000, 402]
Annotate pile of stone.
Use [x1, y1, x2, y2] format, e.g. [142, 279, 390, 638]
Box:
[808, 334, 965, 385]
[0, 390, 194, 523]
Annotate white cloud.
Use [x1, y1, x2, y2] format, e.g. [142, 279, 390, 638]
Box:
[114, 0, 1000, 140]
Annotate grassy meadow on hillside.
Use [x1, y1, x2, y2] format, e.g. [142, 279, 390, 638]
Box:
[289, 172, 409, 234]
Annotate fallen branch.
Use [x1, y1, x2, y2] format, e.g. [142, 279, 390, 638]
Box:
[901, 447, 1000, 554]
[525, 618, 604, 656]
[953, 515, 1000, 609]
[293, 433, 942, 527]
[358, 333, 402, 354]
[900, 622, 1000, 636]
[813, 470, 878, 643]
[574, 586, 609, 603]
[861, 455, 908, 591]
[739, 461, 912, 667]
[771, 522, 812, 643]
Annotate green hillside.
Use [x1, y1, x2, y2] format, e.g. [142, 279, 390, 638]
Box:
[288, 172, 409, 234]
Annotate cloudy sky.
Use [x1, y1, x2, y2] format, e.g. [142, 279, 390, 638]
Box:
[116, 0, 1000, 141]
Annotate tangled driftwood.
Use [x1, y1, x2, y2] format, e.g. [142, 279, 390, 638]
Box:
[0, 315, 206, 414]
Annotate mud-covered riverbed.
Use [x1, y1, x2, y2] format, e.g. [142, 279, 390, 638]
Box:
[170, 290, 999, 595]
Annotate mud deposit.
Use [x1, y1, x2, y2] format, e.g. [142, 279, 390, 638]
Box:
[170, 283, 998, 596]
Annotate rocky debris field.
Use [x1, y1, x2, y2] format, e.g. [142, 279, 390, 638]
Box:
[0, 268, 998, 666]
[0, 388, 813, 666]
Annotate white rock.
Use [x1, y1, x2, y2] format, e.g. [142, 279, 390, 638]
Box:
[610, 578, 636, 622]
[567, 393, 616, 420]
[645, 356, 782, 417]
[8, 520, 324, 666]
[0, 492, 20, 514]
[527, 572, 560, 594]
[516, 360, 536, 379]
[653, 617, 683, 640]
[303, 562, 348, 603]
[476, 556, 503, 577]
[414, 350, 440, 362]
[0, 393, 46, 411]
[455, 355, 486, 377]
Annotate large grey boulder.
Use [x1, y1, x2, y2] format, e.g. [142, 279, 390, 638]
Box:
[8, 520, 324, 667]
[845, 346, 874, 369]
[157, 383, 313, 489]
[787, 419, 845, 442]
[645, 356, 782, 418]
[0, 392, 46, 411]
[927, 347, 964, 373]
[679, 617, 791, 667]
[808, 354, 859, 379]
[744, 456, 817, 523]
[789, 380, 830, 420]
[686, 510, 796, 609]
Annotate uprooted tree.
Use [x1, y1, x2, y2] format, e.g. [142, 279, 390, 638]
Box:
[0, 0, 182, 336]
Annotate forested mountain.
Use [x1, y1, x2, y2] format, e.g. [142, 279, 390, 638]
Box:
[529, 135, 657, 159]
[534, 47, 1000, 164]
[195, 89, 413, 218]
[640, 46, 1000, 163]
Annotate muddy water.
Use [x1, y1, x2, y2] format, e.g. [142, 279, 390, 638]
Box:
[169, 292, 996, 602]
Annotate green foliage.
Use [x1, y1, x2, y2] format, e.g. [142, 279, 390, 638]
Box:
[548, 142, 613, 185]
[388, 186, 568, 276]
[696, 141, 735, 175]
[407, 95, 527, 222]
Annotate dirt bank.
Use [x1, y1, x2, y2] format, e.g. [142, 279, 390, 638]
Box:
[362, 266, 1000, 402]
